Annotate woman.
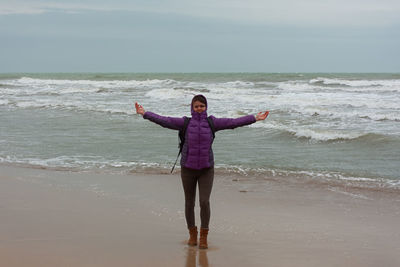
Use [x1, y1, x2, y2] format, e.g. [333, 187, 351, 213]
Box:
[135, 95, 269, 249]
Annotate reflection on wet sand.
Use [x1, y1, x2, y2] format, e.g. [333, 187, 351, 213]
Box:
[185, 247, 209, 267]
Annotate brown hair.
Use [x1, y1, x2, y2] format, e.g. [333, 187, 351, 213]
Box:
[191, 95, 207, 107]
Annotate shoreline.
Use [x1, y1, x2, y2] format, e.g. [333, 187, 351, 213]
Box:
[1, 164, 400, 266]
[1, 161, 399, 193]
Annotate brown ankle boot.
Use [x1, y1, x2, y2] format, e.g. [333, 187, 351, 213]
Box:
[187, 226, 198, 246]
[199, 228, 209, 249]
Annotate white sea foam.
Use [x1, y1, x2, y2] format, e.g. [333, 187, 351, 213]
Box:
[222, 80, 255, 88]
[327, 188, 372, 200]
[361, 113, 400, 122]
[2, 155, 397, 190]
[10, 99, 133, 115]
[2, 76, 399, 133]
[14, 77, 176, 88]
[3, 77, 399, 111]
[291, 128, 364, 141]
[277, 81, 321, 91]
[249, 121, 365, 141]
[309, 77, 400, 88]
[145, 88, 189, 100]
[275, 79, 400, 96]
[0, 155, 170, 174]
[298, 106, 400, 122]
[215, 164, 399, 190]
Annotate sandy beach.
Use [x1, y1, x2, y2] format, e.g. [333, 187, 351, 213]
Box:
[1, 164, 399, 267]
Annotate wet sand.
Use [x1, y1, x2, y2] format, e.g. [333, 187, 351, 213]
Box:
[1, 165, 399, 267]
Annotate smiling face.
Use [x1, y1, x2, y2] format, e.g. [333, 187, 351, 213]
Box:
[192, 100, 206, 113]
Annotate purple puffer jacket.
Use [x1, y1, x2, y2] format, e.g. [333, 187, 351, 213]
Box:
[143, 97, 256, 170]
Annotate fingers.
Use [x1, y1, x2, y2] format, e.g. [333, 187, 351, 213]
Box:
[256, 110, 269, 121]
[135, 102, 143, 109]
[135, 102, 144, 115]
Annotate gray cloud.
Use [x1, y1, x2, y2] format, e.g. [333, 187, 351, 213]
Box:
[0, 1, 122, 15]
[1, 0, 399, 72]
[1, 0, 400, 27]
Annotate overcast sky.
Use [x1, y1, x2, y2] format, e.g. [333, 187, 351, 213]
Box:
[1, 0, 399, 72]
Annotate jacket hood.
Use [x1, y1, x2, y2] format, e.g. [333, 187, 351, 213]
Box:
[191, 94, 208, 113]
[190, 95, 208, 119]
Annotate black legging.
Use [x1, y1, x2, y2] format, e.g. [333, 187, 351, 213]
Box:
[181, 167, 214, 229]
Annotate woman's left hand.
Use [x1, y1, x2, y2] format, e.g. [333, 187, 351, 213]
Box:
[135, 102, 145, 115]
[255, 111, 269, 121]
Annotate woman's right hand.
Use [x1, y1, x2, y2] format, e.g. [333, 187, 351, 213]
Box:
[255, 111, 269, 121]
[135, 102, 145, 115]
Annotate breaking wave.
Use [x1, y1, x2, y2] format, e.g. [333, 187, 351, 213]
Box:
[309, 77, 400, 88]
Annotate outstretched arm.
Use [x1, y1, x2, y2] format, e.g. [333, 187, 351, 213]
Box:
[134, 102, 185, 130]
[211, 110, 269, 131]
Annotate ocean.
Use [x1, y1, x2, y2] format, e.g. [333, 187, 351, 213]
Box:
[1, 73, 399, 190]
